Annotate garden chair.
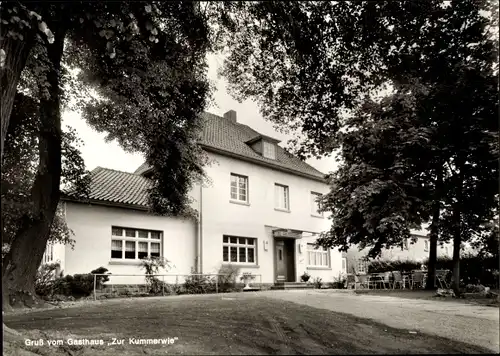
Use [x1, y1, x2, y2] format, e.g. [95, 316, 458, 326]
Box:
[411, 271, 424, 289]
[435, 270, 450, 289]
[392, 271, 404, 289]
[355, 274, 369, 289]
[383, 271, 393, 289]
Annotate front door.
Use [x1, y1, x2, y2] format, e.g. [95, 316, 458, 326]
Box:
[275, 240, 286, 282]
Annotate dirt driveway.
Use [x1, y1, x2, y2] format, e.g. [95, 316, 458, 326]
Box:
[261, 289, 500, 353]
[3, 292, 495, 355]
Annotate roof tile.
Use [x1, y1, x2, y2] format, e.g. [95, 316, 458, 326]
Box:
[134, 112, 325, 180]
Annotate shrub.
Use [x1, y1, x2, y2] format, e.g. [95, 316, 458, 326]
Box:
[300, 272, 311, 282]
[35, 263, 61, 297]
[329, 274, 346, 289]
[368, 259, 421, 273]
[312, 277, 323, 289]
[139, 257, 171, 294]
[217, 264, 240, 292]
[184, 268, 216, 294]
[423, 253, 499, 288]
[91, 267, 111, 289]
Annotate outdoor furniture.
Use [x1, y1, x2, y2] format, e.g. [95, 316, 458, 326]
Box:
[392, 271, 404, 289]
[383, 271, 393, 289]
[369, 273, 386, 289]
[355, 274, 369, 289]
[435, 269, 450, 289]
[411, 270, 425, 289]
[346, 273, 356, 289]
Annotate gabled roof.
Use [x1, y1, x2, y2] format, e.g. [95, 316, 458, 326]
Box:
[62, 167, 151, 210]
[134, 112, 326, 181]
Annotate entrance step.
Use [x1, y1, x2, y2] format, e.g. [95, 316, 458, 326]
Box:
[270, 282, 315, 290]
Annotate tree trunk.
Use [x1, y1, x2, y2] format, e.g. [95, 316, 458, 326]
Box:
[451, 208, 462, 297]
[2, 29, 65, 309]
[425, 203, 439, 290]
[0, 35, 35, 161]
[425, 168, 443, 290]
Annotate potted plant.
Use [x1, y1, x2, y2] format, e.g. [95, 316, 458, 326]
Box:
[300, 272, 311, 283]
[240, 272, 256, 290]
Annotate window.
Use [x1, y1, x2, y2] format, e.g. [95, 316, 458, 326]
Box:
[402, 238, 409, 250]
[111, 227, 163, 260]
[341, 257, 347, 274]
[357, 259, 368, 274]
[222, 236, 256, 264]
[275, 184, 289, 210]
[230, 173, 248, 203]
[424, 240, 429, 252]
[263, 141, 276, 159]
[311, 192, 323, 216]
[307, 244, 330, 267]
[43, 244, 54, 264]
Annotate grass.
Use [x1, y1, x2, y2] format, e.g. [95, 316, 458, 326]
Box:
[3, 292, 492, 355]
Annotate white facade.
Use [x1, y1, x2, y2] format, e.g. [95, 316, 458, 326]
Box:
[62, 203, 196, 285]
[51, 150, 340, 285]
[192, 151, 341, 284]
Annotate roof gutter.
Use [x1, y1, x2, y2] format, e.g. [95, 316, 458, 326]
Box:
[61, 195, 149, 212]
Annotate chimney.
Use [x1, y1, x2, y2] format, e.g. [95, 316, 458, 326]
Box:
[223, 110, 237, 123]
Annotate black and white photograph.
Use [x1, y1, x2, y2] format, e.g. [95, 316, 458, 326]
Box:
[1, 1, 499, 355]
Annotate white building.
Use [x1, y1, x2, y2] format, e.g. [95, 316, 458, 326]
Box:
[48, 111, 342, 286]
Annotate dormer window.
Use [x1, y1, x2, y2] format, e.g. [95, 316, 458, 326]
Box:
[263, 141, 276, 160]
[246, 134, 280, 160]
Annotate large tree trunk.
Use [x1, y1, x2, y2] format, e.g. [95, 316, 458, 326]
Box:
[2, 29, 65, 309]
[425, 203, 439, 290]
[425, 168, 443, 290]
[451, 209, 462, 297]
[0, 35, 35, 161]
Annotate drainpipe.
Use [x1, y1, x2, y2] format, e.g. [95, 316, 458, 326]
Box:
[197, 183, 203, 273]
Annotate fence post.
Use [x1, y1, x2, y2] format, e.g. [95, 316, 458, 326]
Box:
[162, 275, 165, 296]
[93, 274, 97, 301]
[216, 274, 218, 294]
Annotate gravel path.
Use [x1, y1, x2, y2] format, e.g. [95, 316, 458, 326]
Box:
[261, 289, 500, 353]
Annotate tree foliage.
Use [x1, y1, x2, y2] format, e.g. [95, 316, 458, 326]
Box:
[222, 1, 499, 293]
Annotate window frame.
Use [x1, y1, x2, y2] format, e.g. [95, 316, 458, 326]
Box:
[274, 183, 290, 211]
[230, 173, 249, 203]
[222, 235, 257, 265]
[111, 226, 163, 261]
[306, 243, 330, 268]
[310, 192, 323, 217]
[424, 239, 429, 252]
[262, 141, 276, 159]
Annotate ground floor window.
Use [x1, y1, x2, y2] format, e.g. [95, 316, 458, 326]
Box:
[222, 236, 256, 264]
[43, 244, 54, 263]
[111, 226, 162, 260]
[307, 244, 330, 267]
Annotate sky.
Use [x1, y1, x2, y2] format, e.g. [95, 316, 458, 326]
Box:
[61, 53, 338, 175]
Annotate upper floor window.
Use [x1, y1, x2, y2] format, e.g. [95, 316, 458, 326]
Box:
[263, 141, 276, 159]
[275, 184, 289, 211]
[223, 236, 256, 264]
[111, 227, 162, 260]
[424, 240, 429, 252]
[307, 244, 330, 267]
[311, 192, 323, 216]
[230, 173, 248, 203]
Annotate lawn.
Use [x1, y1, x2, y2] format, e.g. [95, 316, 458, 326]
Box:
[3, 293, 492, 355]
